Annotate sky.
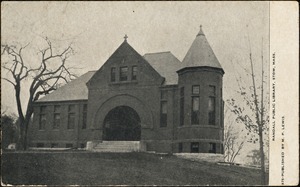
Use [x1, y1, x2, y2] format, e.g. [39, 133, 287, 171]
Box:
[1, 1, 269, 163]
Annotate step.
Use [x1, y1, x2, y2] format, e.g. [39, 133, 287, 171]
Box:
[92, 141, 140, 152]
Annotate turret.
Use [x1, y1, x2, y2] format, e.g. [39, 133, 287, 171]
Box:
[176, 26, 224, 153]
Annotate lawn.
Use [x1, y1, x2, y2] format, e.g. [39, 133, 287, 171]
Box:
[2, 151, 263, 185]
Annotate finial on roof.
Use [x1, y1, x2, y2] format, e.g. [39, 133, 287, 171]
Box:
[197, 25, 205, 36]
[124, 34, 128, 41]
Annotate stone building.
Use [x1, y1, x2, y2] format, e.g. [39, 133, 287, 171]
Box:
[29, 26, 225, 153]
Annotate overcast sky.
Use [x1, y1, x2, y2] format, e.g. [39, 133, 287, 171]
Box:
[1, 1, 269, 163]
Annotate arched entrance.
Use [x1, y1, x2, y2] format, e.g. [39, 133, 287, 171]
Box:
[103, 106, 141, 141]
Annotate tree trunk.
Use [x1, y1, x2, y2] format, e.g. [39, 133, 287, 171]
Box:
[258, 122, 266, 184]
[18, 119, 30, 150]
[18, 123, 25, 150]
[260, 38, 266, 185]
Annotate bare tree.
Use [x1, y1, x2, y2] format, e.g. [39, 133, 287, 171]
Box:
[223, 107, 246, 163]
[227, 38, 269, 184]
[223, 118, 246, 163]
[1, 38, 77, 150]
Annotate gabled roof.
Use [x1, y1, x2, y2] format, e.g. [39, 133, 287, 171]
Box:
[181, 26, 222, 69]
[143, 51, 182, 85]
[36, 71, 96, 102]
[88, 39, 163, 86]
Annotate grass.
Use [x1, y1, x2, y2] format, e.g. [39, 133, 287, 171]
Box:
[2, 151, 264, 185]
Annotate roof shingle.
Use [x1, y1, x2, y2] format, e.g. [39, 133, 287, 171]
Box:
[36, 71, 95, 102]
[143, 51, 182, 85]
[182, 27, 222, 69]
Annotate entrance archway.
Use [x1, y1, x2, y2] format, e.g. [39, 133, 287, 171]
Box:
[103, 106, 141, 141]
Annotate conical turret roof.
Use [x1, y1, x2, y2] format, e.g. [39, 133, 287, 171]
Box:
[182, 26, 222, 69]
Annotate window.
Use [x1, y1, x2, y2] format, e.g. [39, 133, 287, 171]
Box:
[132, 66, 137, 80]
[180, 87, 184, 97]
[191, 97, 200, 124]
[179, 87, 184, 126]
[82, 104, 87, 129]
[80, 143, 85, 148]
[209, 143, 216, 153]
[208, 97, 215, 124]
[53, 105, 60, 129]
[192, 85, 200, 95]
[221, 100, 224, 127]
[161, 90, 167, 100]
[191, 85, 200, 125]
[51, 143, 59, 148]
[66, 143, 73, 148]
[120, 66, 128, 81]
[39, 106, 47, 130]
[160, 101, 167, 127]
[36, 143, 44, 148]
[68, 114, 75, 129]
[178, 143, 183, 153]
[39, 114, 46, 130]
[69, 105, 75, 113]
[208, 85, 216, 125]
[209, 85, 216, 96]
[221, 143, 224, 154]
[160, 90, 168, 127]
[53, 114, 60, 129]
[221, 88, 224, 127]
[54, 105, 60, 112]
[191, 142, 199, 153]
[208, 97, 216, 125]
[220, 88, 222, 99]
[111, 67, 116, 82]
[68, 105, 75, 129]
[41, 106, 47, 113]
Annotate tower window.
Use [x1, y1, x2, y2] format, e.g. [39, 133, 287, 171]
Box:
[120, 66, 128, 81]
[209, 85, 216, 96]
[191, 142, 199, 153]
[191, 96, 200, 125]
[209, 143, 216, 153]
[192, 85, 200, 95]
[132, 66, 137, 80]
[111, 67, 116, 82]
[191, 85, 200, 125]
[221, 88, 224, 127]
[208, 97, 215, 125]
[36, 143, 44, 148]
[221, 143, 224, 154]
[208, 85, 216, 125]
[66, 143, 73, 148]
[178, 143, 183, 153]
[51, 143, 59, 148]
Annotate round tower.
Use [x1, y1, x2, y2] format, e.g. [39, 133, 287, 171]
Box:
[176, 26, 225, 154]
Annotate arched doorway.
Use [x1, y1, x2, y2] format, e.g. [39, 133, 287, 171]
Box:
[103, 106, 141, 141]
